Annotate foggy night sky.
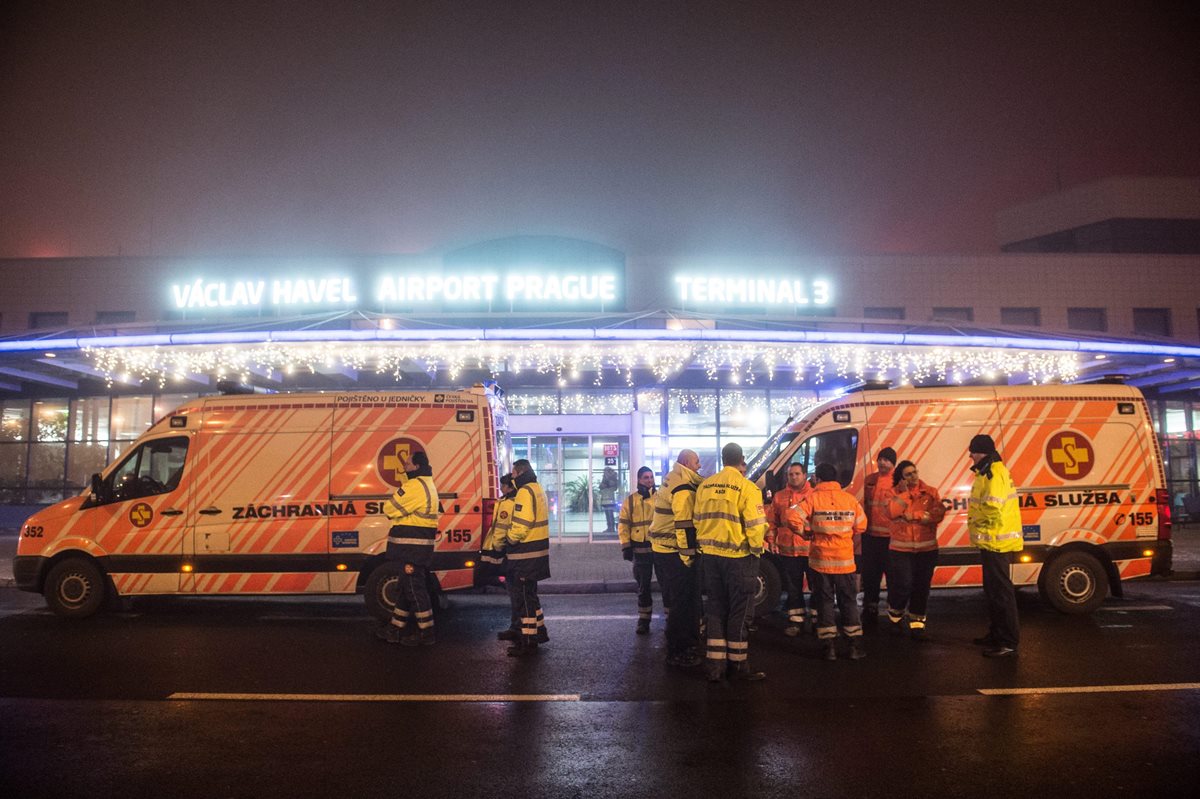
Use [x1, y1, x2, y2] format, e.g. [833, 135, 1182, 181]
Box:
[1, 0, 1198, 260]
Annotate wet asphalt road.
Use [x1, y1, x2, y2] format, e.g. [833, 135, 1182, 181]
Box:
[1, 584, 1199, 799]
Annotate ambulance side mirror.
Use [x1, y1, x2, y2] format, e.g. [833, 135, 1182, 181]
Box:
[90, 472, 109, 505]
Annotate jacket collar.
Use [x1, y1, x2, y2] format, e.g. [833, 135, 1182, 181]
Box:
[515, 470, 538, 488]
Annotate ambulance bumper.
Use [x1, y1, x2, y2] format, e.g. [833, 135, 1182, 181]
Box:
[12, 555, 45, 592]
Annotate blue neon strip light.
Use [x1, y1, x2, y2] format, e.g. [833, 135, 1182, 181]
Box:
[2, 328, 1199, 358]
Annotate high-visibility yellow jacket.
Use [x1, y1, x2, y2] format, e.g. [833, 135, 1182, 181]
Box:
[618, 488, 655, 555]
[649, 462, 702, 556]
[968, 460, 1023, 553]
[507, 475, 551, 580]
[786, 481, 866, 574]
[864, 470, 895, 537]
[767, 483, 813, 557]
[383, 473, 441, 567]
[694, 466, 769, 559]
[887, 480, 945, 553]
[480, 494, 516, 566]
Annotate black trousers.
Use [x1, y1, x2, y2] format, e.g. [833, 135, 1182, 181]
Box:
[632, 552, 654, 622]
[702, 555, 759, 675]
[887, 549, 938, 619]
[980, 549, 1020, 648]
[651, 551, 678, 611]
[507, 577, 545, 646]
[813, 571, 863, 640]
[779, 556, 815, 624]
[391, 564, 433, 634]
[860, 534, 890, 610]
[657, 552, 701, 657]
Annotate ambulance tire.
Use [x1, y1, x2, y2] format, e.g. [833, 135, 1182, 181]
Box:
[753, 557, 782, 618]
[44, 557, 106, 619]
[364, 562, 401, 623]
[1039, 550, 1109, 615]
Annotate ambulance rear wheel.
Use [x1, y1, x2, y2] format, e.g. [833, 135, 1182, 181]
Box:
[364, 562, 401, 623]
[753, 557, 782, 618]
[44, 558, 106, 619]
[1040, 550, 1108, 615]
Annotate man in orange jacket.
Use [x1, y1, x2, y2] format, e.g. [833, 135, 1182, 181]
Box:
[767, 462, 815, 636]
[886, 459, 946, 640]
[861, 446, 897, 627]
[787, 462, 868, 661]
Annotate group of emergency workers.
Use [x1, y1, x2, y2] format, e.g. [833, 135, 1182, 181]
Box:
[374, 430, 1023, 668]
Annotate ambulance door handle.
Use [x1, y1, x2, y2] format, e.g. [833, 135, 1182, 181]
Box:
[198, 507, 223, 516]
[160, 508, 184, 516]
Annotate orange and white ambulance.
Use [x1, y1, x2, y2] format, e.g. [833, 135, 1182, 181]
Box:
[749, 382, 1173, 614]
[14, 384, 512, 619]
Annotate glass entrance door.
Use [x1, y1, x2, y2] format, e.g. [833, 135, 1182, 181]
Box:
[512, 434, 630, 542]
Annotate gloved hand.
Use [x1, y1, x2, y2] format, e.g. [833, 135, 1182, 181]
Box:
[622, 546, 633, 562]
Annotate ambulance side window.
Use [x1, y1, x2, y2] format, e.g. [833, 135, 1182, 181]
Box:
[108, 437, 190, 502]
[788, 429, 859, 488]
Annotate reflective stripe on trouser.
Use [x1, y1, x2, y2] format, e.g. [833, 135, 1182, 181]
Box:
[887, 548, 938, 619]
[813, 571, 862, 639]
[633, 554, 654, 620]
[660, 552, 701, 657]
[389, 607, 411, 629]
[859, 534, 890, 609]
[780, 556, 812, 624]
[509, 576, 543, 645]
[702, 555, 758, 673]
[395, 566, 433, 632]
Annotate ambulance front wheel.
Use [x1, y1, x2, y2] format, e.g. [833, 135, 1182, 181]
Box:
[752, 557, 782, 618]
[44, 557, 106, 619]
[364, 562, 401, 623]
[1039, 550, 1109, 615]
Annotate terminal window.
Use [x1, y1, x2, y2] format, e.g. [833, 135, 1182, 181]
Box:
[864, 307, 905, 320]
[95, 310, 136, 324]
[1132, 308, 1171, 337]
[1068, 307, 1107, 332]
[932, 307, 973, 322]
[29, 311, 68, 329]
[1000, 307, 1041, 327]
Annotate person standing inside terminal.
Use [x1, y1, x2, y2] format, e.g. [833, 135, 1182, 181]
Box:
[376, 450, 441, 647]
[886, 460, 945, 640]
[619, 466, 657, 635]
[695, 443, 770, 682]
[599, 466, 621, 533]
[649, 449, 704, 668]
[504, 458, 551, 657]
[789, 462, 868, 661]
[767, 462, 815, 636]
[861, 447, 897, 627]
[967, 435, 1023, 658]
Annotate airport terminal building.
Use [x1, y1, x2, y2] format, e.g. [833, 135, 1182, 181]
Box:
[2, 177, 1199, 536]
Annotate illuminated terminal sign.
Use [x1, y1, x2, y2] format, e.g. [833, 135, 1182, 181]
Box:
[675, 275, 832, 307]
[169, 269, 621, 311]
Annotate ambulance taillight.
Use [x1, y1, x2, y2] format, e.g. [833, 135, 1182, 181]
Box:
[481, 497, 496, 539]
[1156, 489, 1172, 541]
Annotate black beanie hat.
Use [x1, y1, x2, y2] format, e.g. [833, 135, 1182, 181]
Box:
[968, 434, 996, 455]
[878, 447, 897, 463]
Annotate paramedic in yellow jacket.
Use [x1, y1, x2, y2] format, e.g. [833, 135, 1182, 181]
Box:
[376, 450, 441, 647]
[483, 473, 521, 641]
[649, 449, 704, 668]
[503, 458, 551, 657]
[618, 466, 657, 635]
[694, 442, 770, 682]
[967, 434, 1022, 658]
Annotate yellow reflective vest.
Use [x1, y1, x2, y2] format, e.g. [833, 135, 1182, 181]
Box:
[694, 466, 769, 559]
[649, 462, 702, 556]
[480, 494, 516, 566]
[968, 460, 1023, 553]
[507, 476, 551, 580]
[618, 488, 655, 555]
[383, 473, 441, 566]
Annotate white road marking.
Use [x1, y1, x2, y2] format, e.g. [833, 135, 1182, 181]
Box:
[1098, 624, 1133, 628]
[168, 692, 581, 702]
[546, 614, 645, 621]
[1097, 605, 1174, 612]
[978, 683, 1200, 696]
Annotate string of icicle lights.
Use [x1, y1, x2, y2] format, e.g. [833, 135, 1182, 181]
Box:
[83, 341, 1080, 389]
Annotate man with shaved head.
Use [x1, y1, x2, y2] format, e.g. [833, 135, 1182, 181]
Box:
[649, 449, 705, 668]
